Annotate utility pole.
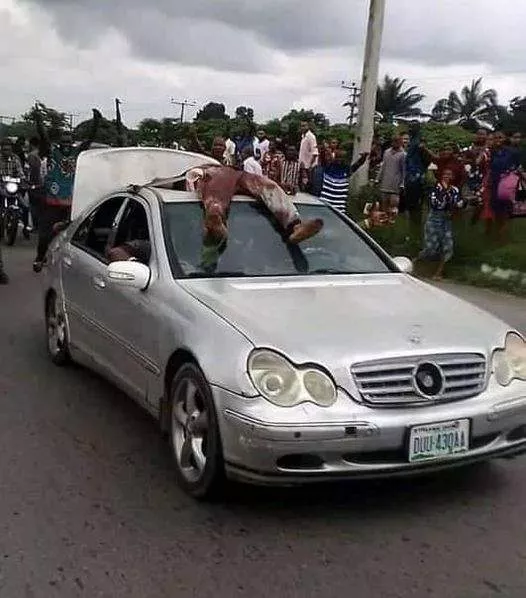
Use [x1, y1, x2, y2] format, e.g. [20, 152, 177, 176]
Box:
[65, 112, 79, 130]
[115, 98, 125, 146]
[341, 81, 360, 126]
[170, 98, 197, 123]
[351, 0, 386, 191]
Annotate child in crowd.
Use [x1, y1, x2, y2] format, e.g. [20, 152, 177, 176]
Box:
[414, 168, 464, 280]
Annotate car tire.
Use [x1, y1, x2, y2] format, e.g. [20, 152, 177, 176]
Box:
[168, 363, 226, 499]
[45, 292, 71, 366]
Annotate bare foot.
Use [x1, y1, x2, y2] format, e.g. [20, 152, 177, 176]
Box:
[204, 211, 228, 242]
[288, 219, 324, 244]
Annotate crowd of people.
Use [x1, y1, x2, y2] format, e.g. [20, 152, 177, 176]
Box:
[199, 120, 525, 279]
[0, 110, 523, 284]
[0, 105, 102, 283]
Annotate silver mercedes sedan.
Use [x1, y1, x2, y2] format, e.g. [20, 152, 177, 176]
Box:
[43, 164, 526, 499]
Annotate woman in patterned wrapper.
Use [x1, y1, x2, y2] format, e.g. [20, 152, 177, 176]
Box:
[414, 168, 464, 281]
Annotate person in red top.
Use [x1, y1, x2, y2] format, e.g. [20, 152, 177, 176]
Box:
[427, 143, 466, 189]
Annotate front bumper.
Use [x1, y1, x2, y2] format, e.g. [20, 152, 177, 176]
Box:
[213, 382, 526, 485]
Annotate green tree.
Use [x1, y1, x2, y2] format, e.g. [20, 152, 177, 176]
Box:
[136, 118, 163, 146]
[420, 122, 473, 152]
[159, 118, 182, 147]
[432, 78, 498, 130]
[74, 116, 128, 146]
[281, 109, 330, 129]
[195, 102, 229, 121]
[375, 75, 425, 124]
[0, 120, 35, 139]
[23, 103, 69, 142]
[234, 106, 254, 121]
[498, 96, 526, 135]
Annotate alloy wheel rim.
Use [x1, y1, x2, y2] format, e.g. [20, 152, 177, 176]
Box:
[47, 298, 66, 356]
[172, 377, 209, 483]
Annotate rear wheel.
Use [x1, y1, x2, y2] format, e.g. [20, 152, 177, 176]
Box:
[168, 363, 225, 499]
[5, 212, 17, 246]
[45, 293, 71, 366]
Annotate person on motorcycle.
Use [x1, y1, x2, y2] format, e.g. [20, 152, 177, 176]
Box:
[0, 138, 26, 284]
[32, 104, 102, 273]
[0, 138, 25, 179]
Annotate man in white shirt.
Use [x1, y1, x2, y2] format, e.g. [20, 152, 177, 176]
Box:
[299, 121, 318, 191]
[223, 127, 236, 166]
[242, 148, 263, 176]
[253, 129, 270, 161]
[299, 122, 318, 168]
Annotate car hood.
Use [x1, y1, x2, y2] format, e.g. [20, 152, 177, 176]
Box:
[179, 274, 510, 368]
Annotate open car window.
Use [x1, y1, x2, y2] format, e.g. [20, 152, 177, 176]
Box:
[162, 201, 393, 278]
[71, 196, 125, 260]
[111, 199, 152, 265]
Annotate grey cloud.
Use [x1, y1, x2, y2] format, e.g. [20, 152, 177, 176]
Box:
[19, 0, 526, 74]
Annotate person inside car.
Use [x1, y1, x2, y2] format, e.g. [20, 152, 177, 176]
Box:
[107, 240, 151, 265]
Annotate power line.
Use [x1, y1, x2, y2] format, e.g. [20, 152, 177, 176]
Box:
[341, 80, 361, 126]
[170, 98, 197, 123]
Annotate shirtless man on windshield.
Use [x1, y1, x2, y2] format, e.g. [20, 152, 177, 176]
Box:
[184, 165, 324, 246]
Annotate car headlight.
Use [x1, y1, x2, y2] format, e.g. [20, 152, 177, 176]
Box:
[492, 333, 526, 386]
[5, 182, 18, 194]
[248, 349, 337, 408]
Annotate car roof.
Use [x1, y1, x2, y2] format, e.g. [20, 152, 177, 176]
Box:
[151, 187, 325, 206]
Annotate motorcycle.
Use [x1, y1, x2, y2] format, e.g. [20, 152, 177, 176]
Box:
[0, 176, 29, 246]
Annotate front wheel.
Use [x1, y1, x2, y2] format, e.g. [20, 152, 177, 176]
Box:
[168, 363, 225, 499]
[45, 292, 71, 366]
[5, 212, 17, 246]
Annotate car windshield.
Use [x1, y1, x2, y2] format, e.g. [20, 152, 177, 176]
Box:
[162, 201, 393, 278]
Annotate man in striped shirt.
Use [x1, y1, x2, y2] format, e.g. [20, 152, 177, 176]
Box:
[320, 150, 369, 213]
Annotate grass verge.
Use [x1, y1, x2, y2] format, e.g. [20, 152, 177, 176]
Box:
[350, 185, 526, 297]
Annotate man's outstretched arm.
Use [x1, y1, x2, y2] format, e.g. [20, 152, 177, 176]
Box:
[34, 104, 51, 158]
[77, 109, 103, 153]
[350, 152, 369, 175]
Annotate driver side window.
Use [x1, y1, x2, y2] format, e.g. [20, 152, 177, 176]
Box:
[111, 199, 152, 265]
[72, 196, 125, 260]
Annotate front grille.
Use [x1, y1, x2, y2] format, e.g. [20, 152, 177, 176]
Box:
[351, 353, 487, 406]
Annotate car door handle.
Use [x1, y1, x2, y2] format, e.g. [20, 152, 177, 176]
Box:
[62, 255, 72, 268]
[92, 276, 106, 290]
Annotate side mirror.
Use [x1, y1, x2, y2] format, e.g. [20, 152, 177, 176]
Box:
[392, 256, 413, 274]
[107, 260, 151, 290]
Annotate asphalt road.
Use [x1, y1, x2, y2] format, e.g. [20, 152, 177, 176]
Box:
[1, 243, 526, 598]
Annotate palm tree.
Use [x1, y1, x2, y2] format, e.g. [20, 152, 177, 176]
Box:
[375, 75, 425, 124]
[431, 78, 500, 130]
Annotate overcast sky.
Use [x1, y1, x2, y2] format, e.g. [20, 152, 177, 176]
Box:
[1, 0, 525, 127]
